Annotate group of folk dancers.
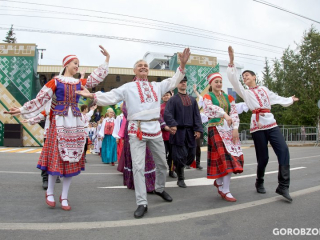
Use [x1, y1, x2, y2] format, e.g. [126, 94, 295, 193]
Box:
[5, 45, 299, 218]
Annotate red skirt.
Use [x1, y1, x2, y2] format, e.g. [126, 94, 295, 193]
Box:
[207, 126, 243, 179]
[37, 118, 85, 177]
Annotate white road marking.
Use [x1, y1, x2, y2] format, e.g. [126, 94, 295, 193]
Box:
[0, 185, 319, 230]
[98, 167, 306, 189]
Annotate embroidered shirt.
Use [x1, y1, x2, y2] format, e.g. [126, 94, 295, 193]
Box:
[94, 67, 186, 139]
[227, 64, 293, 133]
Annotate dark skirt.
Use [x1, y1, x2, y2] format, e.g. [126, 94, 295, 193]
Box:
[207, 126, 244, 179]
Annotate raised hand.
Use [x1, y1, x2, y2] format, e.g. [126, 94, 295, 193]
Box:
[99, 45, 110, 63]
[90, 105, 97, 111]
[292, 95, 299, 102]
[4, 107, 21, 116]
[193, 84, 197, 92]
[80, 69, 86, 79]
[75, 85, 94, 99]
[228, 46, 234, 65]
[178, 48, 191, 69]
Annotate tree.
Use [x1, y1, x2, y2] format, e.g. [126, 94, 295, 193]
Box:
[262, 26, 320, 127]
[262, 58, 273, 89]
[3, 25, 17, 43]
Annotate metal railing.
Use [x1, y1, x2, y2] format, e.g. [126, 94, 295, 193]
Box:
[239, 125, 319, 146]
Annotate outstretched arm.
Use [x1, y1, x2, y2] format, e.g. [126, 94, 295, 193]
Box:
[76, 84, 125, 106]
[193, 84, 201, 98]
[5, 79, 55, 119]
[21, 111, 46, 125]
[227, 46, 246, 100]
[228, 46, 234, 65]
[268, 88, 299, 106]
[82, 45, 110, 88]
[160, 48, 190, 94]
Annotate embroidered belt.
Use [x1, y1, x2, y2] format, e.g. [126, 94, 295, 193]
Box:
[56, 101, 78, 107]
[252, 109, 270, 122]
[136, 118, 159, 140]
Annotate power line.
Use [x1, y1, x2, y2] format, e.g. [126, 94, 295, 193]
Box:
[0, 0, 285, 49]
[0, 11, 283, 54]
[253, 0, 320, 24]
[0, 26, 266, 62]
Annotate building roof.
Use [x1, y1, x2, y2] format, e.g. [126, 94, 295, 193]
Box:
[37, 65, 174, 77]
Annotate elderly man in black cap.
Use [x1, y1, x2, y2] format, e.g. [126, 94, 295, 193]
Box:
[164, 76, 203, 188]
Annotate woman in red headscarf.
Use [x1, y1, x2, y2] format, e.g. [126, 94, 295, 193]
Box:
[203, 72, 244, 202]
[5, 46, 110, 210]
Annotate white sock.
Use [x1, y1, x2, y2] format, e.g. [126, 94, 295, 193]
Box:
[222, 173, 234, 198]
[61, 177, 72, 206]
[47, 175, 57, 202]
[215, 177, 223, 191]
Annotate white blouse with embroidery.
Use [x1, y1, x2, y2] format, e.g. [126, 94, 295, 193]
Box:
[112, 113, 123, 139]
[94, 67, 186, 139]
[17, 62, 109, 162]
[82, 110, 94, 136]
[99, 117, 115, 138]
[203, 93, 242, 156]
[227, 65, 293, 133]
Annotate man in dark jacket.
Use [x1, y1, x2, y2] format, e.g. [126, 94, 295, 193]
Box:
[164, 77, 203, 188]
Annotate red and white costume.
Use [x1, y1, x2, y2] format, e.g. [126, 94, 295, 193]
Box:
[93, 67, 186, 139]
[227, 65, 293, 133]
[19, 61, 109, 177]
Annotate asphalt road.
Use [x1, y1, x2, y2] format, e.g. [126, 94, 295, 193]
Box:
[0, 146, 319, 240]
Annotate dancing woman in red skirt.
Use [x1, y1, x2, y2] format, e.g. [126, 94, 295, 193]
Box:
[5, 46, 110, 210]
[203, 72, 244, 202]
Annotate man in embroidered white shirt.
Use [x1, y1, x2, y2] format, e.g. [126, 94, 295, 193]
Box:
[227, 46, 299, 202]
[76, 48, 191, 218]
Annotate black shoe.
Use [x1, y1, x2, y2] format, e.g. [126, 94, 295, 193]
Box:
[55, 177, 61, 183]
[255, 180, 266, 194]
[256, 168, 266, 193]
[185, 165, 190, 169]
[196, 164, 203, 170]
[276, 186, 292, 202]
[177, 179, 187, 188]
[276, 165, 292, 202]
[42, 181, 48, 190]
[169, 171, 177, 178]
[154, 190, 173, 202]
[175, 167, 187, 188]
[134, 205, 148, 218]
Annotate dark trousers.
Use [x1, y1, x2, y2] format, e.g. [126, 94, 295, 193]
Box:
[164, 140, 174, 171]
[195, 136, 203, 165]
[84, 138, 88, 155]
[251, 127, 290, 171]
[172, 140, 196, 169]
